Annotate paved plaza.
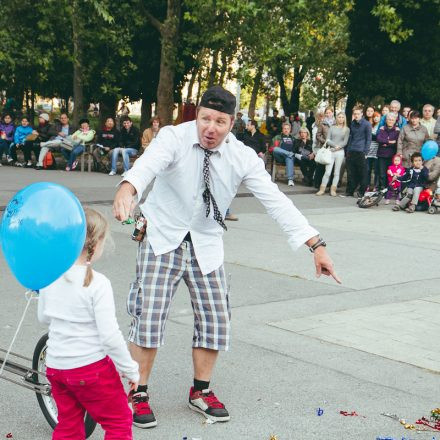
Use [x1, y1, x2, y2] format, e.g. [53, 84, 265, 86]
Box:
[0, 167, 439, 440]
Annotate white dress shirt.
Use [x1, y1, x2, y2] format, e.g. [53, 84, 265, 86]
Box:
[124, 121, 319, 275]
[420, 117, 437, 139]
[38, 265, 139, 382]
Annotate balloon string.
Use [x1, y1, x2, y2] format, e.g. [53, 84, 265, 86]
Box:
[0, 290, 38, 377]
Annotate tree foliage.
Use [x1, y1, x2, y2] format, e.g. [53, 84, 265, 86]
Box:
[346, 0, 440, 110]
[1, 0, 437, 122]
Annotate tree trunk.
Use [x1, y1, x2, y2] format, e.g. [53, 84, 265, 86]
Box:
[248, 66, 263, 119]
[275, 67, 290, 115]
[218, 51, 228, 86]
[289, 66, 305, 113]
[207, 49, 219, 88]
[140, 98, 152, 131]
[152, 0, 181, 126]
[186, 68, 197, 102]
[72, 0, 84, 127]
[345, 94, 356, 120]
[62, 95, 69, 114]
[25, 89, 30, 116]
[30, 89, 35, 122]
[99, 96, 118, 126]
[265, 94, 270, 120]
[174, 84, 183, 124]
[195, 70, 203, 106]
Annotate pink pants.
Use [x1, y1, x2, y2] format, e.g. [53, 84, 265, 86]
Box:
[46, 356, 132, 440]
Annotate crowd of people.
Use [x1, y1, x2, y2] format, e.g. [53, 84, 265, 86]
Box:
[1, 98, 440, 212]
[234, 100, 440, 213]
[0, 111, 161, 176]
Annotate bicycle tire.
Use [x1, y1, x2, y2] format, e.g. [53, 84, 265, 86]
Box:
[32, 333, 97, 438]
[358, 196, 377, 208]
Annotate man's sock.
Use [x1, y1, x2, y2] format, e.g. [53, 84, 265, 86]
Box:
[193, 378, 210, 392]
[135, 384, 148, 393]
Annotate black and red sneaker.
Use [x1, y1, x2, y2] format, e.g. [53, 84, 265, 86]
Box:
[129, 389, 157, 428]
[188, 387, 230, 422]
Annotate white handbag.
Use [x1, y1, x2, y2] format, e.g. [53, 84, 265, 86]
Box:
[315, 142, 332, 165]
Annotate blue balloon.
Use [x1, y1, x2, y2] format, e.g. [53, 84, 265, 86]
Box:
[421, 140, 439, 161]
[1, 182, 86, 290]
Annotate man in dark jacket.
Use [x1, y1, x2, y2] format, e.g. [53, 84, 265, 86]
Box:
[243, 120, 266, 160]
[346, 106, 372, 197]
[110, 117, 140, 176]
[36, 113, 76, 169]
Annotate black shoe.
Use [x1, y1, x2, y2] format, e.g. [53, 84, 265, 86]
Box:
[35, 165, 42, 170]
[129, 390, 157, 429]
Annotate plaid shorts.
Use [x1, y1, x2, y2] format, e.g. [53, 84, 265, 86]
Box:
[127, 239, 231, 351]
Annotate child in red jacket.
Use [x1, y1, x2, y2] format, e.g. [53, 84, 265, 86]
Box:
[386, 154, 405, 204]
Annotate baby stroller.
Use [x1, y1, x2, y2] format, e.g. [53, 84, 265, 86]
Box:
[357, 187, 388, 208]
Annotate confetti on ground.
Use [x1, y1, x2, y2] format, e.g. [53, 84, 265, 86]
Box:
[339, 410, 366, 418]
[5, 434, 13, 439]
[316, 407, 324, 416]
[269, 435, 279, 440]
[381, 410, 440, 432]
[202, 418, 215, 425]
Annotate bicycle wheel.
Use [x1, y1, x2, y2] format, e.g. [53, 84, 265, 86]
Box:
[357, 196, 377, 208]
[32, 333, 97, 438]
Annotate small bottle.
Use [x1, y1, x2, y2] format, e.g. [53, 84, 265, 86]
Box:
[131, 214, 147, 242]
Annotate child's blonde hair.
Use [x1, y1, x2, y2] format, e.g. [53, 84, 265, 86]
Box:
[83, 208, 109, 287]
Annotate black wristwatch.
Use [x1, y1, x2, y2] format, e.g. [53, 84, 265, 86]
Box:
[309, 237, 327, 253]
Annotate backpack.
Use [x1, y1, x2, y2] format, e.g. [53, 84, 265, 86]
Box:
[43, 151, 56, 170]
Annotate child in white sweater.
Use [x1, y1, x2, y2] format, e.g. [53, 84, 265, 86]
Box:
[38, 208, 139, 440]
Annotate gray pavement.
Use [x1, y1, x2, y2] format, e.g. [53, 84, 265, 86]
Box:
[0, 167, 440, 440]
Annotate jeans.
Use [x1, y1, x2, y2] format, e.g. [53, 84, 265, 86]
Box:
[273, 147, 294, 180]
[111, 147, 138, 172]
[47, 356, 132, 440]
[377, 157, 392, 190]
[346, 151, 367, 196]
[62, 144, 84, 168]
[0, 139, 11, 159]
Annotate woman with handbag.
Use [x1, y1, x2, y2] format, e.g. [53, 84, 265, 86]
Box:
[313, 107, 335, 188]
[317, 112, 349, 196]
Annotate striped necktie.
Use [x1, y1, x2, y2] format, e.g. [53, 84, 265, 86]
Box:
[200, 147, 227, 230]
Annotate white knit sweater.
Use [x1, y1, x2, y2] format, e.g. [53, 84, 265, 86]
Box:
[38, 265, 139, 382]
